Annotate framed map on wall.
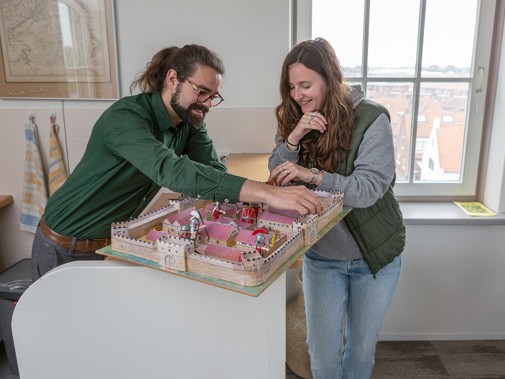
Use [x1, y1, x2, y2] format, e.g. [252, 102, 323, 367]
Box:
[0, 0, 119, 99]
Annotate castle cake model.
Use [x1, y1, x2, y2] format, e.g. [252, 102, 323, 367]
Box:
[108, 190, 344, 287]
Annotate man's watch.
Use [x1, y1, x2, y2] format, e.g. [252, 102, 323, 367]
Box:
[310, 168, 320, 185]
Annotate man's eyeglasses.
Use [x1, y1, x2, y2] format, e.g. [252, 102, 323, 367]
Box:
[187, 79, 224, 107]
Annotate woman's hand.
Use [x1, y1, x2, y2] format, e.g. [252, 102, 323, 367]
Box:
[268, 161, 313, 186]
[286, 111, 327, 147]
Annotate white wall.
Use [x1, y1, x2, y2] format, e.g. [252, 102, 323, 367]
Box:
[115, 0, 290, 107]
[1, 0, 505, 340]
[381, 224, 505, 340]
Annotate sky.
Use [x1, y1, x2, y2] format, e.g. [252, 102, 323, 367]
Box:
[312, 0, 478, 69]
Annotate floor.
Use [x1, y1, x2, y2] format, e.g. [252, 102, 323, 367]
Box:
[2, 340, 504, 378]
[286, 340, 505, 379]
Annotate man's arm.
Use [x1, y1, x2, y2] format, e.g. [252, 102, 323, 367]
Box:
[238, 180, 321, 215]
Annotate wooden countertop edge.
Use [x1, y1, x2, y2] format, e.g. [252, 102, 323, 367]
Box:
[0, 195, 14, 209]
[289, 258, 303, 270]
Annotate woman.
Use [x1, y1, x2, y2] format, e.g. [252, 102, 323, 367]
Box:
[268, 38, 405, 378]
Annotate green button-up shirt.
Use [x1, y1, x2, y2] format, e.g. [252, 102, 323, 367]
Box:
[44, 92, 245, 238]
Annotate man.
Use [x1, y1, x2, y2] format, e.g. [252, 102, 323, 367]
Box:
[31, 44, 320, 280]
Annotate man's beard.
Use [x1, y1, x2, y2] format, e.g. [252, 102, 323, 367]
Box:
[170, 83, 209, 130]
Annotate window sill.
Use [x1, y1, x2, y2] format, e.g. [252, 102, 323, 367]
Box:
[400, 202, 505, 225]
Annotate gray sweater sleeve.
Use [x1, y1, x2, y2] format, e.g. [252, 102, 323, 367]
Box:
[269, 113, 396, 209]
[319, 113, 395, 208]
[268, 133, 301, 169]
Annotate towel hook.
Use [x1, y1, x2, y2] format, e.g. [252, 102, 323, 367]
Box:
[50, 112, 57, 124]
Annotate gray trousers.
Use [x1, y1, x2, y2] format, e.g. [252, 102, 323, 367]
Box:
[31, 225, 105, 281]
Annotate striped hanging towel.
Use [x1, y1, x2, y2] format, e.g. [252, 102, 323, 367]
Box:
[20, 115, 48, 233]
[48, 115, 67, 196]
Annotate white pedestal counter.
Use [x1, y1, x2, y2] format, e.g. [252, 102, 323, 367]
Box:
[12, 260, 286, 379]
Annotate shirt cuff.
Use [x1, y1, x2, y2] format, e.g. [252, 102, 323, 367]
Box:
[214, 173, 247, 203]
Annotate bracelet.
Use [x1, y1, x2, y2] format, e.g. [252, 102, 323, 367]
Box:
[286, 139, 299, 148]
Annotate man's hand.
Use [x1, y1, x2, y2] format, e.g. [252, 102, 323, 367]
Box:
[239, 180, 321, 215]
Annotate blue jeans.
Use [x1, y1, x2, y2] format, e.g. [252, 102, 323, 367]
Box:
[302, 250, 401, 379]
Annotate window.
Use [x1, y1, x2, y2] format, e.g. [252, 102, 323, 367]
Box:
[296, 0, 496, 198]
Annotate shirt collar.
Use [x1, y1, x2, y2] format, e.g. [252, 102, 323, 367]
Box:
[151, 91, 177, 131]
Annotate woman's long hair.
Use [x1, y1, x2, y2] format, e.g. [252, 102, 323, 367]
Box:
[130, 44, 225, 94]
[276, 38, 354, 172]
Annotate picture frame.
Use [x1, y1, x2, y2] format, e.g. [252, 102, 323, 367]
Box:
[0, 0, 119, 100]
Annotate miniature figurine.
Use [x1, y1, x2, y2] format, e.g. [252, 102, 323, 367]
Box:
[255, 234, 266, 254]
[189, 216, 200, 240]
[252, 228, 268, 256]
[191, 210, 210, 240]
[179, 224, 190, 239]
[212, 202, 225, 220]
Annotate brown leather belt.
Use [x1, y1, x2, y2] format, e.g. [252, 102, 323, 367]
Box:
[40, 219, 110, 252]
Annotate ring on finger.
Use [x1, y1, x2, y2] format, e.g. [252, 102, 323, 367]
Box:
[308, 120, 312, 125]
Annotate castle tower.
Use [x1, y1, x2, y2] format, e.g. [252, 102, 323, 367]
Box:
[157, 236, 193, 271]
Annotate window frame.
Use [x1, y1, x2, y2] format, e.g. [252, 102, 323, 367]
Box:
[294, 0, 496, 199]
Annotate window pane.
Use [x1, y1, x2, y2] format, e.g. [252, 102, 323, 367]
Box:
[368, 0, 420, 77]
[415, 82, 469, 182]
[367, 82, 414, 182]
[307, 0, 492, 197]
[422, 0, 478, 78]
[312, 0, 364, 77]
